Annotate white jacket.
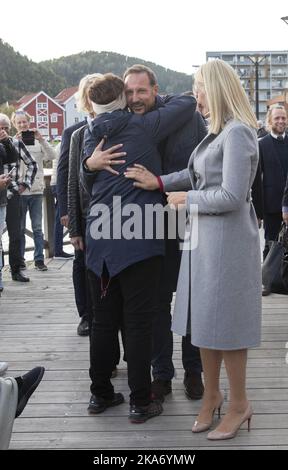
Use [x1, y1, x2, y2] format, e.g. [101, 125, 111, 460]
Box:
[19, 140, 56, 195]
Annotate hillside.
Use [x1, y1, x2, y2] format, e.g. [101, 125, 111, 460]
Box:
[0, 39, 192, 103]
[0, 39, 65, 103]
[41, 51, 192, 94]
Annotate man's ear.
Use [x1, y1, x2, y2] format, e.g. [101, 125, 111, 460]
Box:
[153, 84, 159, 96]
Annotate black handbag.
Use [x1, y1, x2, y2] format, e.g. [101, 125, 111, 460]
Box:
[262, 224, 288, 294]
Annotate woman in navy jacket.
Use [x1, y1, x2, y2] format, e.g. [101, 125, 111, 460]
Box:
[81, 73, 196, 423]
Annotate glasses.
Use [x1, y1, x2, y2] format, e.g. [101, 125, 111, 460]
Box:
[0, 126, 9, 131]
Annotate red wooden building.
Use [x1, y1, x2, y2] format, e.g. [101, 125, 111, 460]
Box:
[15, 91, 65, 139]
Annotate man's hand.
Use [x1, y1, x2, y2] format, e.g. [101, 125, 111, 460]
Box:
[124, 164, 160, 190]
[166, 191, 187, 210]
[85, 138, 126, 175]
[70, 236, 84, 251]
[0, 174, 11, 190]
[61, 215, 69, 227]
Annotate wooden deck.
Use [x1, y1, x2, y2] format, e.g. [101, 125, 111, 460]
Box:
[1, 258, 288, 450]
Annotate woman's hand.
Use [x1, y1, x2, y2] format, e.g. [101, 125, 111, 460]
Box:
[33, 128, 44, 142]
[124, 164, 160, 190]
[85, 138, 126, 175]
[0, 174, 11, 190]
[166, 191, 187, 209]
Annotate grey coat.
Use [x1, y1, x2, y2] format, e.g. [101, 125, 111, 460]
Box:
[161, 120, 262, 350]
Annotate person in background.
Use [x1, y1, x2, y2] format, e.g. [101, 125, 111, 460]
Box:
[0, 123, 17, 293]
[125, 59, 261, 440]
[257, 120, 268, 139]
[0, 114, 36, 283]
[260, 105, 288, 295]
[50, 143, 73, 260]
[11, 111, 56, 271]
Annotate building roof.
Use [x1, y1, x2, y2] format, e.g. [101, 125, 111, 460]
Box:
[15, 91, 65, 112]
[54, 87, 78, 105]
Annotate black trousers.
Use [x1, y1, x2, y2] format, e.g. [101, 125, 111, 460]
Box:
[6, 194, 22, 273]
[263, 212, 283, 259]
[88, 256, 161, 406]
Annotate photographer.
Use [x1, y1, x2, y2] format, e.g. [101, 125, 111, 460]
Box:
[0, 113, 37, 283]
[0, 120, 19, 292]
[12, 111, 55, 271]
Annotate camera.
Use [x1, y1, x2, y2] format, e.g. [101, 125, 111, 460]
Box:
[21, 130, 35, 146]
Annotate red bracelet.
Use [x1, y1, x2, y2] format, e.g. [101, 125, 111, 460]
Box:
[156, 176, 164, 192]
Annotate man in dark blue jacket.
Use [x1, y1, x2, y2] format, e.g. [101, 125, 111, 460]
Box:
[123, 65, 206, 402]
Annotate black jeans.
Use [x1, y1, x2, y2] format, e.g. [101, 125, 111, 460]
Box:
[88, 256, 161, 406]
[6, 194, 22, 273]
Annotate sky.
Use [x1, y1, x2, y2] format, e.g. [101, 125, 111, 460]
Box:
[2, 0, 288, 75]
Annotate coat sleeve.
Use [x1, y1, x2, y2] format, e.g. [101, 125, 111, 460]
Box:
[282, 172, 288, 208]
[142, 95, 196, 144]
[0, 138, 19, 165]
[251, 160, 263, 219]
[68, 130, 83, 237]
[161, 168, 192, 191]
[40, 140, 57, 162]
[186, 125, 258, 214]
[56, 128, 71, 217]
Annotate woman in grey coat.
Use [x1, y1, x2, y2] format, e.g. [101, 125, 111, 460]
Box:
[125, 59, 262, 440]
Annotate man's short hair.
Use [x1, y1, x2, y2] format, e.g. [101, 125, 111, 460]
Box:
[88, 73, 124, 105]
[123, 64, 158, 86]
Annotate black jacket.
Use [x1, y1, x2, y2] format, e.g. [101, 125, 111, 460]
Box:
[67, 124, 90, 237]
[259, 133, 288, 214]
[56, 120, 87, 217]
[0, 138, 19, 206]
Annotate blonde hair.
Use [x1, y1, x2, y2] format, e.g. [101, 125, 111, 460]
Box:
[265, 104, 287, 131]
[194, 59, 257, 134]
[11, 110, 31, 127]
[75, 73, 104, 114]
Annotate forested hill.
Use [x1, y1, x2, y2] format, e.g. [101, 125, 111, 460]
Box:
[0, 39, 192, 103]
[0, 39, 65, 103]
[41, 51, 192, 94]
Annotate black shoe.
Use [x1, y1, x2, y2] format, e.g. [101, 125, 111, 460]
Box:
[262, 286, 271, 296]
[54, 252, 74, 259]
[15, 366, 45, 418]
[151, 379, 172, 402]
[129, 400, 163, 423]
[77, 317, 89, 336]
[183, 372, 204, 400]
[35, 260, 48, 271]
[88, 392, 124, 414]
[19, 262, 26, 270]
[12, 272, 30, 282]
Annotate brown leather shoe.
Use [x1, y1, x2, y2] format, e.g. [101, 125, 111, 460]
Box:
[183, 372, 204, 400]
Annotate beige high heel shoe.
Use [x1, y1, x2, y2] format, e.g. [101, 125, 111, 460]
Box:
[207, 403, 253, 440]
[192, 395, 224, 433]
